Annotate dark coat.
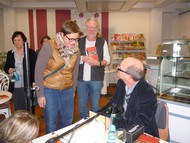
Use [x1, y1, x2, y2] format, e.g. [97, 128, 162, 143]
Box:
[101, 79, 159, 137]
[4, 48, 37, 92]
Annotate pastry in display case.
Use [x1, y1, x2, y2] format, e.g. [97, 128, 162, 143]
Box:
[157, 39, 190, 102]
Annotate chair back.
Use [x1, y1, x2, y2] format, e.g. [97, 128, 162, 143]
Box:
[0, 72, 9, 91]
[155, 100, 170, 142]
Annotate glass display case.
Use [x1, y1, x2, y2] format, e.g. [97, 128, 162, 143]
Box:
[157, 39, 190, 102]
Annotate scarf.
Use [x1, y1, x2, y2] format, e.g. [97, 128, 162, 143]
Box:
[55, 32, 78, 67]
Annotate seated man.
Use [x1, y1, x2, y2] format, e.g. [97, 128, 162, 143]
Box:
[101, 57, 159, 137]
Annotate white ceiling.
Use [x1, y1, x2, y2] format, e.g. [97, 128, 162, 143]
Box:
[0, 0, 190, 13]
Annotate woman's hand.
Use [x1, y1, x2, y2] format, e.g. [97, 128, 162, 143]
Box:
[8, 68, 14, 75]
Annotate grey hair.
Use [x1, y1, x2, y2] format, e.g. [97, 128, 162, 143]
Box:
[126, 65, 144, 81]
[85, 17, 102, 38]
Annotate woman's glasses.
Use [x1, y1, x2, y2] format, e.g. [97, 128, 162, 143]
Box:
[65, 35, 79, 42]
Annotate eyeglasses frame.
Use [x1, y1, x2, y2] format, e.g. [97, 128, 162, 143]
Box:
[65, 35, 79, 42]
[117, 67, 130, 75]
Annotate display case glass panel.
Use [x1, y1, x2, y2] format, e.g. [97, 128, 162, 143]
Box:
[159, 57, 190, 96]
[157, 39, 190, 102]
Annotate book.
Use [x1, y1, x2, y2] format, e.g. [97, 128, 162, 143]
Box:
[137, 134, 160, 143]
[86, 46, 99, 61]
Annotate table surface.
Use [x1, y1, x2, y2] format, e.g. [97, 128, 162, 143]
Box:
[32, 119, 106, 143]
[0, 91, 12, 104]
[32, 118, 168, 143]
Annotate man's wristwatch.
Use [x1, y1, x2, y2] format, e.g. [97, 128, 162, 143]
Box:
[99, 61, 101, 66]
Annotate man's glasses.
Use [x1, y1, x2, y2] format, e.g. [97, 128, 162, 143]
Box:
[117, 67, 129, 75]
[65, 35, 79, 42]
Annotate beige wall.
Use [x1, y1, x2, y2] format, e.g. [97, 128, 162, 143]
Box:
[3, 8, 30, 52]
[179, 11, 190, 38]
[0, 8, 189, 53]
[0, 9, 4, 52]
[109, 11, 150, 53]
[162, 12, 179, 41]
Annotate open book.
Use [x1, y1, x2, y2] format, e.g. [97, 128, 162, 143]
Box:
[86, 46, 99, 61]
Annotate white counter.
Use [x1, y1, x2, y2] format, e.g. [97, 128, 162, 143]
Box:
[159, 98, 190, 143]
[101, 68, 117, 95]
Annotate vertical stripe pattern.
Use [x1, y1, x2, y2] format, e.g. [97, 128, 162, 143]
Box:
[36, 10, 47, 50]
[101, 12, 109, 43]
[55, 10, 71, 33]
[28, 10, 109, 51]
[28, 9, 35, 50]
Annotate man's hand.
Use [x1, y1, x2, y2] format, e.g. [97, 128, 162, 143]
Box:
[83, 56, 100, 66]
[38, 97, 46, 108]
[88, 57, 99, 66]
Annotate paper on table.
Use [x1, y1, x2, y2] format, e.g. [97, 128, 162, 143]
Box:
[89, 111, 106, 123]
[32, 118, 106, 143]
[60, 119, 106, 143]
[32, 119, 85, 143]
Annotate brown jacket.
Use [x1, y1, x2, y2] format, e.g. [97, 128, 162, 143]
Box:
[43, 40, 77, 90]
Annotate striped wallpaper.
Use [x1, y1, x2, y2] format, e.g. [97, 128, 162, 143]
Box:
[28, 9, 108, 51]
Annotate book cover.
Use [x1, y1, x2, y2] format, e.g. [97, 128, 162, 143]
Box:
[86, 46, 99, 61]
[137, 134, 160, 143]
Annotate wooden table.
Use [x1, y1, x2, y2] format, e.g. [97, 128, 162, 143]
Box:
[0, 91, 12, 104]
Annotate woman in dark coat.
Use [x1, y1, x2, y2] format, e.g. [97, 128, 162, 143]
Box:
[4, 31, 37, 111]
